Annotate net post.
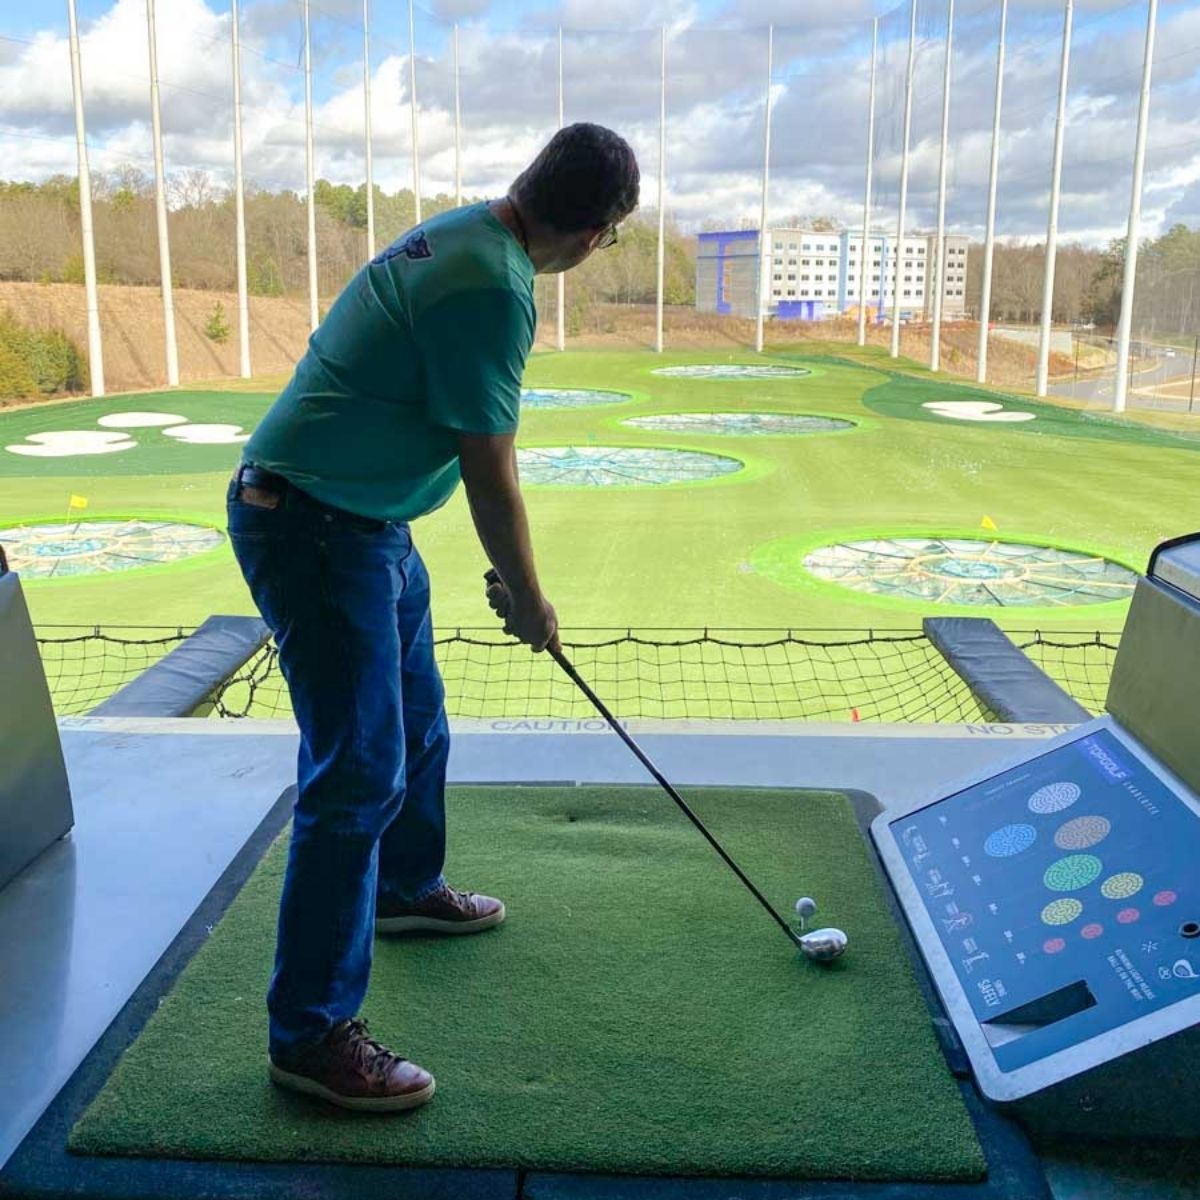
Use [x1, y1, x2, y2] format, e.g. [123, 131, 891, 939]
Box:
[929, 0, 954, 373]
[1113, 0, 1160, 415]
[67, 0, 105, 397]
[754, 24, 774, 356]
[890, 0, 917, 359]
[856, 18, 877, 349]
[1035, 0, 1074, 398]
[146, 0, 180, 384]
[977, 0, 1007, 384]
[408, 0, 421, 224]
[555, 27, 565, 353]
[363, 0, 376, 258]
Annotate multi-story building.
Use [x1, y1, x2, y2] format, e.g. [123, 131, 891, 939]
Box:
[695, 227, 969, 322]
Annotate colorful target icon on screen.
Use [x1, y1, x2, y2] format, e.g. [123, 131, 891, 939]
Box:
[1100, 872, 1144, 900]
[1029, 782, 1082, 815]
[1041, 898, 1083, 926]
[1054, 816, 1110, 850]
[1044, 854, 1103, 892]
[984, 824, 1037, 858]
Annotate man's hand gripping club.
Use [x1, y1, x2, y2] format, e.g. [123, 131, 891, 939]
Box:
[484, 567, 559, 653]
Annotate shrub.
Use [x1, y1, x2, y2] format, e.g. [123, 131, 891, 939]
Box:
[248, 255, 284, 296]
[566, 291, 591, 337]
[0, 340, 38, 399]
[205, 300, 231, 344]
[0, 310, 88, 398]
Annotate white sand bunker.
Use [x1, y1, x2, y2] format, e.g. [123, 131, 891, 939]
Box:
[923, 401, 1036, 423]
[97, 412, 186, 428]
[5, 431, 137, 457]
[162, 423, 250, 444]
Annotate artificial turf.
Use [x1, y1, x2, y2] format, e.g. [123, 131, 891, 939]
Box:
[3, 348, 1195, 636]
[69, 786, 986, 1182]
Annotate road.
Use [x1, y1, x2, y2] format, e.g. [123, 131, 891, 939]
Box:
[1049, 343, 1198, 412]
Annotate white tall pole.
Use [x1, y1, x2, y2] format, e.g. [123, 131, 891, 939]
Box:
[556, 26, 565, 352]
[453, 23, 462, 207]
[231, 0, 250, 378]
[857, 18, 878, 347]
[408, 0, 421, 223]
[363, 0, 375, 259]
[1035, 0, 1073, 397]
[1113, 0, 1159, 415]
[303, 0, 318, 331]
[146, 0, 178, 386]
[754, 24, 774, 356]
[67, 0, 104, 397]
[977, 0, 1007, 384]
[890, 0, 917, 358]
[929, 0, 954, 372]
[655, 26, 667, 355]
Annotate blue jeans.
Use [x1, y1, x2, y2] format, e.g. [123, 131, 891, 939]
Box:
[226, 475, 450, 1056]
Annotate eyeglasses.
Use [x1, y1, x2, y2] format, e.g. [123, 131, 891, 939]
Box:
[596, 224, 619, 250]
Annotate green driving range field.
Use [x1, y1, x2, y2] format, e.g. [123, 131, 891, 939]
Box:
[2, 346, 1196, 640]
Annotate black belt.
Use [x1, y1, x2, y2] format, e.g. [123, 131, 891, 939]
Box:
[233, 463, 291, 494]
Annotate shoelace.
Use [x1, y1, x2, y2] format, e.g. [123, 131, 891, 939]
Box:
[333, 1019, 404, 1074]
[430, 883, 477, 915]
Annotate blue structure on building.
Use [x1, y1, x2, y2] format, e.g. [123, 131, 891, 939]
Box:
[776, 300, 825, 321]
[695, 229, 760, 318]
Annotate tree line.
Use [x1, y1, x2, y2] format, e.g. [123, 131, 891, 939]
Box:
[1, 173, 1195, 341]
[0, 171, 695, 326]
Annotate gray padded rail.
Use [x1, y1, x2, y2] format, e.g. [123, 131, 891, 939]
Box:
[923, 617, 1090, 724]
[90, 616, 271, 718]
[0, 570, 74, 890]
[1108, 533, 1200, 796]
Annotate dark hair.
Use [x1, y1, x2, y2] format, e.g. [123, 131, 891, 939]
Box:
[510, 123, 640, 233]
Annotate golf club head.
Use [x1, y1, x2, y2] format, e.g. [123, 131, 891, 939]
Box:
[798, 927, 848, 963]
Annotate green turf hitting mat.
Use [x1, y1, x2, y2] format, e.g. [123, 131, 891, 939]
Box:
[70, 787, 985, 1182]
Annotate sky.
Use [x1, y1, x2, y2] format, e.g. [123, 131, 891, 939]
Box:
[1, 0, 1197, 246]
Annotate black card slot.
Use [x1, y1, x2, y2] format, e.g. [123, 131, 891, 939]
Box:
[980, 980, 1097, 1048]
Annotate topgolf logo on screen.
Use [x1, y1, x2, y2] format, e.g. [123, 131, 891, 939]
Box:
[1080, 735, 1132, 783]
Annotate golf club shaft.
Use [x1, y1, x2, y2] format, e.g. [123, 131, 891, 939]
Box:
[549, 645, 800, 948]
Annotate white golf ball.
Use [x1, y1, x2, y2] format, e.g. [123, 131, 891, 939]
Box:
[794, 897, 817, 919]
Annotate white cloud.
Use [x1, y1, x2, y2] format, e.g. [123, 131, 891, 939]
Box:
[0, 0, 1197, 244]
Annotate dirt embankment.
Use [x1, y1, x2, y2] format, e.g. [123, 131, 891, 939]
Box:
[0, 281, 314, 397]
[1, 282, 1076, 400]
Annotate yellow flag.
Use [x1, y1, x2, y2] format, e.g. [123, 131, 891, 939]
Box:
[68, 495, 88, 510]
[980, 515, 998, 532]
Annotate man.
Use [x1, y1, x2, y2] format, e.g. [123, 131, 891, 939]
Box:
[227, 124, 639, 1113]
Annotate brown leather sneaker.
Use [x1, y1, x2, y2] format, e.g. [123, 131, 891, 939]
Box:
[268, 1018, 435, 1112]
[375, 883, 506, 935]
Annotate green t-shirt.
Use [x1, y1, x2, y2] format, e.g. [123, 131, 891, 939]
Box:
[243, 202, 536, 522]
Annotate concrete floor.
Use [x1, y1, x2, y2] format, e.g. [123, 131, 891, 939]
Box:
[1, 715, 1196, 1198]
